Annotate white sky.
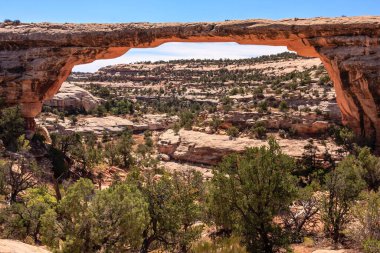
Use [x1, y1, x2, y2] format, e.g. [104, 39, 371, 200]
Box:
[73, 42, 289, 73]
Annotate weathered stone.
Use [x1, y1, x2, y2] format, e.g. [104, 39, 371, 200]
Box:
[37, 114, 177, 134]
[312, 250, 348, 253]
[0, 17, 379, 147]
[35, 125, 52, 143]
[140, 114, 179, 131]
[157, 153, 171, 161]
[160, 161, 213, 180]
[44, 82, 102, 112]
[57, 116, 134, 134]
[157, 129, 337, 165]
[319, 101, 342, 121]
[292, 121, 331, 135]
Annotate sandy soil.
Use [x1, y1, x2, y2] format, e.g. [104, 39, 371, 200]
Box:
[0, 240, 50, 253]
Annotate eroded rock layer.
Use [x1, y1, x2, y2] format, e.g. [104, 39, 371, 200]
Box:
[157, 129, 338, 165]
[0, 17, 379, 146]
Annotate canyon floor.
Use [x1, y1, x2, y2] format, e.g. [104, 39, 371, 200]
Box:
[1, 53, 368, 253]
[39, 53, 342, 179]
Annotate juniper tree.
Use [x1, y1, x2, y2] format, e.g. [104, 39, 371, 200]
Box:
[209, 138, 297, 253]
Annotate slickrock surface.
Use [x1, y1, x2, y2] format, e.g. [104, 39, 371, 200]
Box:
[157, 129, 337, 165]
[0, 16, 379, 147]
[37, 114, 178, 134]
[62, 116, 134, 133]
[44, 82, 102, 112]
[160, 161, 213, 180]
[0, 239, 50, 253]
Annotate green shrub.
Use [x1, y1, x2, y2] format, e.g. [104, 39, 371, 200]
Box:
[0, 106, 25, 151]
[250, 122, 267, 139]
[351, 191, 380, 250]
[40, 179, 148, 252]
[279, 101, 288, 112]
[180, 110, 195, 130]
[363, 239, 380, 253]
[322, 156, 366, 243]
[227, 126, 239, 139]
[318, 74, 331, 85]
[209, 139, 297, 252]
[210, 116, 222, 132]
[191, 237, 247, 253]
[257, 101, 268, 113]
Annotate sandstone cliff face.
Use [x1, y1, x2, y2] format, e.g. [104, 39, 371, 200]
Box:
[157, 129, 337, 165]
[0, 17, 379, 147]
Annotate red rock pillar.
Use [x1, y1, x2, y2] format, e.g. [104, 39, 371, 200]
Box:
[20, 102, 43, 138]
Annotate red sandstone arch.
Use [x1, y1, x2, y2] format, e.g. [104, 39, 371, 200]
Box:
[0, 17, 379, 147]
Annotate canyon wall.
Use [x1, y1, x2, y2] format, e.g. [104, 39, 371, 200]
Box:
[0, 17, 379, 147]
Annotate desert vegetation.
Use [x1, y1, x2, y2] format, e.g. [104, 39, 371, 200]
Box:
[0, 53, 379, 253]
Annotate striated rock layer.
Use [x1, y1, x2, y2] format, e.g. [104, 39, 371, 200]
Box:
[157, 129, 338, 165]
[0, 17, 379, 147]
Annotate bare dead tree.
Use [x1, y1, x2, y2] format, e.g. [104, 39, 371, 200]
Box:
[282, 189, 320, 242]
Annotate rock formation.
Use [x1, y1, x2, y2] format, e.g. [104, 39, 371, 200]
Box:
[0, 17, 379, 147]
[222, 110, 334, 135]
[157, 129, 337, 165]
[44, 82, 102, 112]
[37, 114, 178, 134]
[292, 121, 331, 135]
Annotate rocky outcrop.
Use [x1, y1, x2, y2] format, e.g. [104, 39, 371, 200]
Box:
[44, 82, 102, 112]
[319, 102, 342, 121]
[41, 115, 134, 134]
[157, 129, 337, 165]
[37, 114, 178, 134]
[140, 114, 179, 131]
[0, 17, 379, 147]
[160, 161, 213, 180]
[223, 111, 333, 135]
[292, 121, 331, 135]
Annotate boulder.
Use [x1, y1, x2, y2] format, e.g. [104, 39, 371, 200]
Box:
[36, 125, 52, 143]
[292, 121, 330, 135]
[157, 153, 171, 161]
[44, 82, 102, 113]
[160, 161, 213, 179]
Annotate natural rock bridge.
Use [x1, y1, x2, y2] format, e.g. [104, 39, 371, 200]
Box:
[0, 16, 380, 147]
